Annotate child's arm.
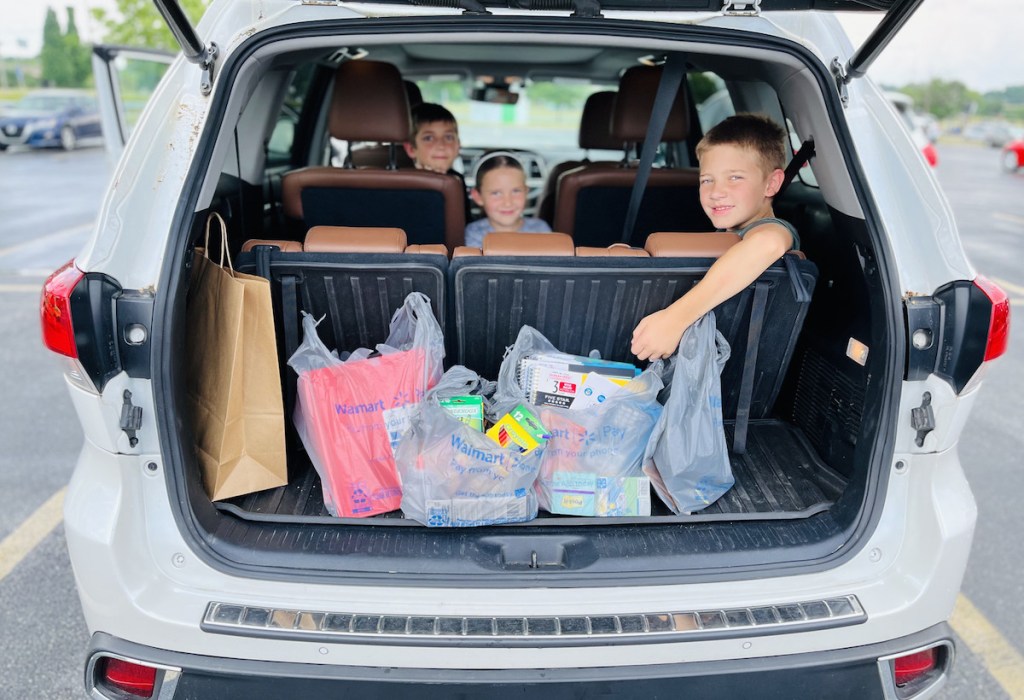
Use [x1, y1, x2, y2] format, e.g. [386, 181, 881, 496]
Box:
[630, 225, 793, 361]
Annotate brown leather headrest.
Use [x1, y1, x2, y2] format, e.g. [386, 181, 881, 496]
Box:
[645, 232, 741, 258]
[305, 226, 407, 253]
[405, 244, 448, 257]
[576, 244, 649, 257]
[613, 66, 689, 143]
[240, 239, 303, 253]
[482, 232, 575, 256]
[452, 246, 483, 258]
[329, 60, 411, 143]
[579, 91, 620, 151]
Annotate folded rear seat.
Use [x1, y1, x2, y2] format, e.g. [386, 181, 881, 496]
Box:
[236, 226, 450, 447]
[236, 226, 448, 361]
[449, 231, 817, 453]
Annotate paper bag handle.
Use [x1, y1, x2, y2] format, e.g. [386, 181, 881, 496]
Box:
[202, 211, 235, 273]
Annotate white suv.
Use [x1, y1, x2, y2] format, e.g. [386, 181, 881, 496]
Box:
[43, 0, 1010, 698]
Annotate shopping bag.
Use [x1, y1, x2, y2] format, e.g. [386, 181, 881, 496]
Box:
[289, 292, 444, 517]
[494, 325, 662, 517]
[643, 312, 734, 514]
[395, 366, 542, 527]
[185, 212, 288, 501]
[536, 368, 662, 517]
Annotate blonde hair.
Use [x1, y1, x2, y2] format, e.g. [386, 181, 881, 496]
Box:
[696, 113, 786, 175]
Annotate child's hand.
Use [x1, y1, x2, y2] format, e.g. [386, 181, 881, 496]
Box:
[631, 307, 686, 361]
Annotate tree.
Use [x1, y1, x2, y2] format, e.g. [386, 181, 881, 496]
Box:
[900, 79, 976, 120]
[64, 7, 92, 87]
[38, 6, 93, 88]
[91, 0, 210, 52]
[40, 7, 72, 87]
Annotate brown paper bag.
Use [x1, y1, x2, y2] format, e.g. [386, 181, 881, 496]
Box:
[185, 212, 288, 500]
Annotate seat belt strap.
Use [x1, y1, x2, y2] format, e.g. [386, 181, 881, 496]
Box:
[281, 274, 300, 441]
[777, 138, 815, 198]
[620, 53, 686, 244]
[733, 280, 770, 455]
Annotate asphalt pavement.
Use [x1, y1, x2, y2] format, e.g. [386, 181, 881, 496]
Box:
[0, 142, 1020, 698]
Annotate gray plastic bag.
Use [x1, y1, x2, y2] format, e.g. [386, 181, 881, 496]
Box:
[643, 311, 734, 514]
[395, 366, 541, 527]
[493, 325, 663, 517]
[535, 369, 662, 517]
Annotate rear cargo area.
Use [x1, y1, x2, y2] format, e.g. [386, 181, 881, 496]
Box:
[219, 419, 846, 523]
[167, 32, 891, 576]
[193, 238, 864, 540]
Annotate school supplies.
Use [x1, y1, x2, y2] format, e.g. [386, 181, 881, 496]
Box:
[439, 395, 485, 431]
[486, 404, 549, 453]
[517, 352, 640, 410]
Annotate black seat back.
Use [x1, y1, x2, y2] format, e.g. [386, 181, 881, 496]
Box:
[536, 90, 620, 225]
[280, 61, 466, 249]
[552, 66, 710, 245]
[448, 254, 817, 423]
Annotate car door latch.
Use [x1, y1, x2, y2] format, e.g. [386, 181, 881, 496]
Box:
[120, 390, 143, 448]
[911, 392, 935, 448]
[722, 0, 760, 16]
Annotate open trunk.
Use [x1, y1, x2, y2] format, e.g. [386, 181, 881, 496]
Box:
[158, 19, 895, 582]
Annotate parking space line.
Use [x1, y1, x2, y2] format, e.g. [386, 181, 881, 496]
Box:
[991, 276, 1024, 297]
[952, 593, 1024, 698]
[0, 222, 93, 259]
[0, 488, 66, 583]
[0, 284, 44, 293]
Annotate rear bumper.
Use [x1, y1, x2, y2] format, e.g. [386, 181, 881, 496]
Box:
[86, 625, 953, 700]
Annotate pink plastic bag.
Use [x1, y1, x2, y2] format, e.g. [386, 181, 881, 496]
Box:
[289, 293, 444, 517]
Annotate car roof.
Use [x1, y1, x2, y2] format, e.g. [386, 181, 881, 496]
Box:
[338, 0, 898, 10]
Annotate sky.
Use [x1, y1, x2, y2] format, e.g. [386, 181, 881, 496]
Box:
[0, 0, 1021, 93]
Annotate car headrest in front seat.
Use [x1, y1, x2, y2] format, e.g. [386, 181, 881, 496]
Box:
[612, 65, 689, 144]
[578, 91, 620, 152]
[329, 60, 411, 143]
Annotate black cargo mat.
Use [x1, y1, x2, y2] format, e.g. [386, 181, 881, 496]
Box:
[216, 420, 845, 526]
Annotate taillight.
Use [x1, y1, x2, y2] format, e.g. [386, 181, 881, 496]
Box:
[893, 648, 937, 686]
[881, 642, 952, 698]
[100, 657, 157, 698]
[41, 259, 84, 358]
[973, 275, 1010, 361]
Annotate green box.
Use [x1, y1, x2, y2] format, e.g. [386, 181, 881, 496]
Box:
[439, 395, 485, 431]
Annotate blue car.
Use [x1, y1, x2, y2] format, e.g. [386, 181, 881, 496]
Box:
[0, 89, 102, 151]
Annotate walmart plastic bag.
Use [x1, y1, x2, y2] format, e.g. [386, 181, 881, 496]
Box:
[643, 312, 733, 514]
[492, 325, 559, 417]
[288, 292, 444, 518]
[395, 366, 542, 527]
[535, 369, 662, 517]
[494, 325, 663, 517]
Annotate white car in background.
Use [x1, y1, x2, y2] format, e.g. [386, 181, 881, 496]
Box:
[887, 91, 939, 167]
[44, 0, 1010, 697]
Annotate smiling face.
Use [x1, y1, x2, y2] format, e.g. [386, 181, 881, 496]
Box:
[404, 119, 460, 173]
[471, 165, 528, 231]
[698, 143, 784, 231]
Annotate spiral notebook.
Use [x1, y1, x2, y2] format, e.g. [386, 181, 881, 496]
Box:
[517, 352, 640, 410]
